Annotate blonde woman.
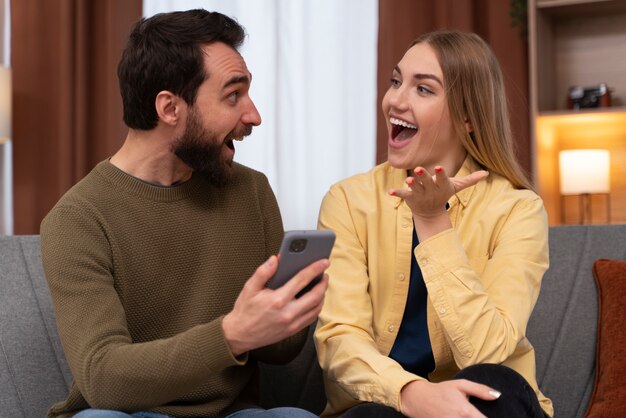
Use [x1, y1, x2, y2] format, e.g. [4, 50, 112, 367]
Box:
[315, 30, 551, 418]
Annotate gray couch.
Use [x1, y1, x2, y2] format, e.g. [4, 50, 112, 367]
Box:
[2, 225, 626, 418]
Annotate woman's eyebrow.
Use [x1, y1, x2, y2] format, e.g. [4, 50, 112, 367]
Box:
[414, 73, 443, 87]
[393, 66, 443, 87]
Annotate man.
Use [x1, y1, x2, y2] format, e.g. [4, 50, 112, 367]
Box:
[40, 9, 327, 418]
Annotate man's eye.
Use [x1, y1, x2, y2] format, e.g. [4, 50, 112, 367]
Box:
[228, 91, 239, 102]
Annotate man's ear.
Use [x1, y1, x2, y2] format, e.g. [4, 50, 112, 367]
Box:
[155, 91, 183, 127]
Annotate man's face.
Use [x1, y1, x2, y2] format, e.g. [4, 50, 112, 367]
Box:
[173, 42, 261, 187]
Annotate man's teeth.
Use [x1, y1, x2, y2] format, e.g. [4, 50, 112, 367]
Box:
[390, 117, 416, 130]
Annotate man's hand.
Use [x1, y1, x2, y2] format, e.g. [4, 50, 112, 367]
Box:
[222, 255, 329, 356]
[400, 379, 501, 418]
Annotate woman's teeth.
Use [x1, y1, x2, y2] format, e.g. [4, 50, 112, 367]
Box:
[390, 117, 416, 129]
[390, 117, 417, 141]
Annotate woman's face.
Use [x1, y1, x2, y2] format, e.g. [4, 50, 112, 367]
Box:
[382, 42, 466, 173]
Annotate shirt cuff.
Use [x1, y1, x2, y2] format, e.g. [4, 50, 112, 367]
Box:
[414, 228, 469, 282]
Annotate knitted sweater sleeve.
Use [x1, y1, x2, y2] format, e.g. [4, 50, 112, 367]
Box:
[40, 204, 246, 411]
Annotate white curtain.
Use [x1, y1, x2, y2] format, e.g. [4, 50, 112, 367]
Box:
[0, 0, 11, 235]
[143, 0, 378, 230]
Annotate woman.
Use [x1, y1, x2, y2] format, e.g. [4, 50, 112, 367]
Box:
[315, 30, 551, 418]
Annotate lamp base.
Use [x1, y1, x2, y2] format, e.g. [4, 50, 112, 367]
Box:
[560, 192, 611, 225]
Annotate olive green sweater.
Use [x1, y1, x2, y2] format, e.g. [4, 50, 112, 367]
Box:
[41, 160, 306, 417]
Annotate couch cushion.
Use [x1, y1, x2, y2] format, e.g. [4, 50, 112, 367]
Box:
[259, 324, 326, 414]
[0, 236, 71, 418]
[584, 259, 626, 418]
[527, 224, 626, 418]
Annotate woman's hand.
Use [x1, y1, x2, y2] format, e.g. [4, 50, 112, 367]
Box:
[400, 379, 501, 418]
[389, 166, 488, 241]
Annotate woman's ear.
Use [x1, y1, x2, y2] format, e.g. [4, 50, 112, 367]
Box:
[155, 91, 183, 127]
[464, 118, 473, 133]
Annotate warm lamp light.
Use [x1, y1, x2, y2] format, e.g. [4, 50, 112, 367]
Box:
[559, 149, 611, 224]
[559, 149, 610, 195]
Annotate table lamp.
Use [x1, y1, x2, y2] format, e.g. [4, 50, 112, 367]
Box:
[559, 149, 610, 224]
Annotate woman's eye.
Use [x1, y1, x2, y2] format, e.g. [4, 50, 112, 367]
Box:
[418, 86, 433, 95]
[390, 78, 401, 88]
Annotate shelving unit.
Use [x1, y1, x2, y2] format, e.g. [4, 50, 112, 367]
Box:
[528, 0, 626, 225]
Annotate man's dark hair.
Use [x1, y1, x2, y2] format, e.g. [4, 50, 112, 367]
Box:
[118, 9, 245, 130]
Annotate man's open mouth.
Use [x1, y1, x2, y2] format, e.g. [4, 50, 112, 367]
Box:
[225, 133, 246, 151]
[390, 117, 417, 141]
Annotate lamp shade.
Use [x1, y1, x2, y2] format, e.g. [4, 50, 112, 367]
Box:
[0, 66, 10, 139]
[559, 149, 610, 195]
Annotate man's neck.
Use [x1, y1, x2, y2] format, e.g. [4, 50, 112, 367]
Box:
[110, 130, 193, 186]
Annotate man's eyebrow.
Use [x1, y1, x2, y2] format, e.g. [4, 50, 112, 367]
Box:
[393, 65, 443, 87]
[223, 74, 251, 90]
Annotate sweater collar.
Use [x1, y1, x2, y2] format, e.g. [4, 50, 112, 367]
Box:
[95, 159, 207, 202]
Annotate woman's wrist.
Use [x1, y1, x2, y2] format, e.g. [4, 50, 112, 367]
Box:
[412, 211, 452, 242]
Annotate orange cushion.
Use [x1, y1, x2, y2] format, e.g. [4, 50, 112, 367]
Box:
[585, 259, 626, 417]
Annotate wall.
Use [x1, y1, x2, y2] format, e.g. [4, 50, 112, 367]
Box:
[11, 0, 141, 234]
[10, 1, 533, 234]
[376, 0, 531, 176]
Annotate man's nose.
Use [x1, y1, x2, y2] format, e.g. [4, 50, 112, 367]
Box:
[243, 98, 262, 126]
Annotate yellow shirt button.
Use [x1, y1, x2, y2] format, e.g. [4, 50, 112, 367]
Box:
[388, 324, 395, 332]
[398, 273, 405, 281]
[439, 307, 446, 314]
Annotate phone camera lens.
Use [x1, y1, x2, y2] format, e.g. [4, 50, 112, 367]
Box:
[289, 239, 307, 253]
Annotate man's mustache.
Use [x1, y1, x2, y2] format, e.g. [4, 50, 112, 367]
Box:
[233, 125, 253, 139]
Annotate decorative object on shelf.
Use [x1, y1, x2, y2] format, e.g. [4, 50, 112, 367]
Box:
[559, 149, 611, 225]
[567, 83, 612, 110]
[510, 0, 527, 37]
[0, 65, 11, 235]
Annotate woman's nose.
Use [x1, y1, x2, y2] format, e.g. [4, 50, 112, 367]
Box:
[387, 87, 408, 110]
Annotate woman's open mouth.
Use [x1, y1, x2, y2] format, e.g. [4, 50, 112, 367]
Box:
[390, 117, 417, 142]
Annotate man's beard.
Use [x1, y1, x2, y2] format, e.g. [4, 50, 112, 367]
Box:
[172, 108, 251, 188]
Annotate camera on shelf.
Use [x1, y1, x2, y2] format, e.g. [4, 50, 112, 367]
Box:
[567, 83, 612, 110]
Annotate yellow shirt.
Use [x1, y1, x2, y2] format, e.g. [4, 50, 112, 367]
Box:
[315, 157, 553, 417]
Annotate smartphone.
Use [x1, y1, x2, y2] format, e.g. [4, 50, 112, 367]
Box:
[266, 230, 336, 297]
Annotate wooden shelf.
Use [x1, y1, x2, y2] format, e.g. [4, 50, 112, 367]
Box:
[537, 0, 626, 15]
[534, 111, 626, 225]
[529, 0, 626, 225]
[538, 106, 626, 118]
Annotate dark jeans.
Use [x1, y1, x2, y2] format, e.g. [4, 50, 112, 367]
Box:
[341, 364, 545, 418]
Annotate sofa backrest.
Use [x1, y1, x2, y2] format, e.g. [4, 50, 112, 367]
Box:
[1, 225, 626, 418]
[527, 224, 626, 418]
[0, 235, 72, 418]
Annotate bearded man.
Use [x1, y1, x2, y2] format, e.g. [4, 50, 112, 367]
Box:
[40, 9, 327, 418]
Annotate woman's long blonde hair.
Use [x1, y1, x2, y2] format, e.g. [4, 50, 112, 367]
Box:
[411, 30, 532, 190]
